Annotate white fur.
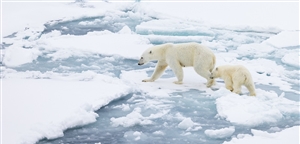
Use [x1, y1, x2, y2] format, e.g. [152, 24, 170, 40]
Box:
[138, 42, 216, 87]
[210, 65, 256, 96]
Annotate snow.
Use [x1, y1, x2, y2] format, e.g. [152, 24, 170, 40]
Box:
[281, 52, 299, 68]
[215, 88, 299, 127]
[2, 73, 133, 144]
[142, 2, 299, 30]
[110, 107, 153, 127]
[235, 43, 275, 58]
[2, 45, 41, 67]
[2, 2, 117, 36]
[205, 126, 235, 139]
[2, 29, 151, 67]
[1, 1, 300, 144]
[223, 126, 300, 144]
[263, 31, 299, 48]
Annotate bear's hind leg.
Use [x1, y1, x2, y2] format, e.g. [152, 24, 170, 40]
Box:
[245, 83, 256, 96]
[232, 77, 243, 94]
[169, 61, 183, 84]
[194, 68, 215, 87]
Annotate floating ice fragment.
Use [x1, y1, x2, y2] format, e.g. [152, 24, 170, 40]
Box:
[124, 131, 146, 141]
[178, 118, 194, 130]
[204, 126, 235, 139]
[281, 52, 299, 68]
[118, 25, 132, 34]
[153, 131, 165, 135]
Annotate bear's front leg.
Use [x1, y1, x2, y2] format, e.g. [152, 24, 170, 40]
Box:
[169, 61, 183, 84]
[142, 61, 168, 82]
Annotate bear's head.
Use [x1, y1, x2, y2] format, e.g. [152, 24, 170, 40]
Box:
[138, 46, 161, 65]
[210, 67, 220, 79]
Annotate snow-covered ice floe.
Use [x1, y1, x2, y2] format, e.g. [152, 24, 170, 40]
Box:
[2, 1, 299, 144]
[214, 88, 299, 127]
[223, 126, 300, 144]
[2, 72, 135, 144]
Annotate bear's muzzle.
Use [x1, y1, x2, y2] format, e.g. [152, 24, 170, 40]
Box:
[138, 58, 144, 65]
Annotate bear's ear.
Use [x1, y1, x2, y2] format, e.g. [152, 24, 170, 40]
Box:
[216, 67, 218, 71]
[149, 51, 152, 54]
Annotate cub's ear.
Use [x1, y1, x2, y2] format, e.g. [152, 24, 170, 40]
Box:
[216, 67, 218, 71]
[149, 51, 152, 54]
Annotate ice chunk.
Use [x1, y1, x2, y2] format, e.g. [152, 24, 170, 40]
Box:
[2, 45, 41, 67]
[118, 25, 132, 34]
[36, 30, 151, 60]
[235, 43, 275, 57]
[178, 118, 194, 130]
[263, 31, 299, 48]
[224, 126, 299, 144]
[110, 107, 153, 127]
[215, 89, 299, 127]
[113, 104, 131, 111]
[204, 126, 235, 139]
[153, 131, 165, 136]
[124, 131, 147, 141]
[269, 127, 281, 132]
[136, 19, 214, 36]
[281, 52, 299, 68]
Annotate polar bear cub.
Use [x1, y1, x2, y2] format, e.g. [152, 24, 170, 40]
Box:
[210, 65, 256, 96]
[138, 42, 216, 87]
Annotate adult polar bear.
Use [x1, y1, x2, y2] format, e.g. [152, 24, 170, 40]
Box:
[138, 42, 216, 87]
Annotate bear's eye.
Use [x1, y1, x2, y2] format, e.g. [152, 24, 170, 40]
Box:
[149, 51, 152, 54]
[216, 67, 218, 71]
[141, 57, 143, 59]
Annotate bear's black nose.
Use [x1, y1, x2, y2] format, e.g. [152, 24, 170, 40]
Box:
[138, 63, 143, 65]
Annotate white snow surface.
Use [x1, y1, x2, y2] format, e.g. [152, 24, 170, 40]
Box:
[142, 2, 299, 30]
[263, 31, 299, 48]
[215, 88, 299, 127]
[2, 28, 151, 67]
[281, 52, 300, 68]
[223, 126, 300, 144]
[205, 126, 235, 139]
[2, 73, 134, 144]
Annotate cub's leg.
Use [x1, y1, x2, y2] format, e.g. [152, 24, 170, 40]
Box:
[232, 76, 243, 94]
[224, 77, 233, 92]
[245, 83, 256, 96]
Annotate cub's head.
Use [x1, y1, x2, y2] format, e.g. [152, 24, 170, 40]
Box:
[138, 46, 159, 65]
[210, 67, 221, 79]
